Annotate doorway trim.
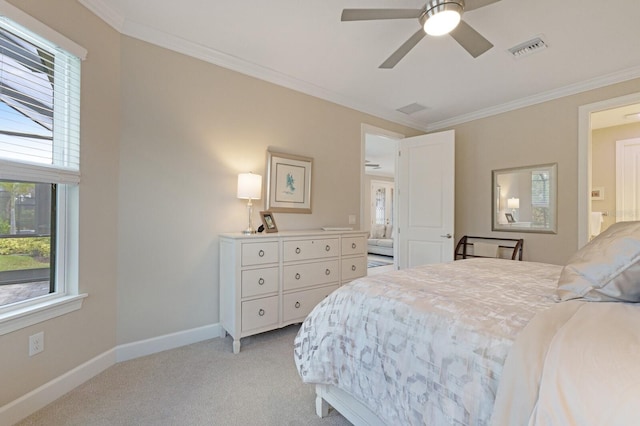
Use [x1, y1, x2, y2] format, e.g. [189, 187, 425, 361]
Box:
[578, 91, 640, 248]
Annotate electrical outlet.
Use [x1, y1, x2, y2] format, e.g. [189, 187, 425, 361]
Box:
[348, 215, 356, 225]
[29, 331, 44, 356]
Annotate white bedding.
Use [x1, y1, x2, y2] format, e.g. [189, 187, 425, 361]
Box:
[294, 258, 562, 425]
[492, 300, 640, 426]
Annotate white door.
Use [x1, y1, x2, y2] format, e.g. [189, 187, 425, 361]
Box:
[397, 130, 455, 269]
[616, 138, 640, 221]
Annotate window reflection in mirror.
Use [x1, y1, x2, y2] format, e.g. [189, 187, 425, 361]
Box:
[492, 163, 557, 233]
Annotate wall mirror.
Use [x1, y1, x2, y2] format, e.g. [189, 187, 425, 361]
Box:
[492, 163, 557, 233]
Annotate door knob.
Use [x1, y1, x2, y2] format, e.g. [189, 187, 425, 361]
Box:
[440, 233, 452, 239]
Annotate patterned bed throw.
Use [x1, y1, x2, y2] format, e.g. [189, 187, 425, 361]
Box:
[294, 258, 562, 425]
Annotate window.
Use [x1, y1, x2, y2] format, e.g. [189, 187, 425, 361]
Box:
[531, 170, 551, 227]
[0, 10, 86, 334]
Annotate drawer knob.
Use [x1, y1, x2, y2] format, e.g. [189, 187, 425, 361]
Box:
[258, 278, 265, 285]
[295, 273, 301, 280]
[351, 265, 356, 271]
[325, 245, 330, 251]
[325, 269, 331, 275]
[258, 308, 265, 316]
[295, 247, 301, 254]
[352, 242, 356, 249]
[258, 249, 265, 257]
[295, 301, 301, 309]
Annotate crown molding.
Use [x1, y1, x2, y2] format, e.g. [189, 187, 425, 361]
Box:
[78, 0, 426, 131]
[77, 0, 124, 32]
[77, 0, 429, 132]
[78, 0, 640, 135]
[123, 21, 431, 131]
[425, 65, 640, 131]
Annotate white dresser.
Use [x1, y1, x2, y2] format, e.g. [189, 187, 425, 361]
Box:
[219, 230, 368, 353]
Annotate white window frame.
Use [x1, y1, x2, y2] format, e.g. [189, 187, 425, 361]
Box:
[0, 2, 87, 335]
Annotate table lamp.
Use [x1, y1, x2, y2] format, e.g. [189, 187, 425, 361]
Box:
[237, 172, 262, 234]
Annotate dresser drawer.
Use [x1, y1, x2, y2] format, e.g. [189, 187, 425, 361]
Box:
[283, 260, 339, 291]
[342, 256, 367, 282]
[283, 238, 339, 261]
[241, 296, 278, 332]
[241, 267, 278, 298]
[242, 241, 279, 266]
[342, 236, 366, 256]
[283, 284, 339, 322]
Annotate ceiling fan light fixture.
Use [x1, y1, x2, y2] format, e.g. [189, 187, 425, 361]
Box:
[423, 1, 463, 36]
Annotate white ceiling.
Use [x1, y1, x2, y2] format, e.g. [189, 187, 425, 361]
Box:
[591, 103, 640, 130]
[365, 134, 397, 178]
[79, 0, 640, 132]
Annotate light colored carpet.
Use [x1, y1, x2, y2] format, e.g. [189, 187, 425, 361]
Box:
[16, 325, 351, 426]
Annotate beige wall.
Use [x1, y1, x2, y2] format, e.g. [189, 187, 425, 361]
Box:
[116, 37, 421, 344]
[592, 122, 640, 233]
[452, 78, 640, 265]
[0, 0, 120, 406]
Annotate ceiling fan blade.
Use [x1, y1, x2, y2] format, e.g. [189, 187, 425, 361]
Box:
[379, 28, 426, 69]
[449, 20, 493, 58]
[464, 0, 501, 12]
[341, 9, 423, 22]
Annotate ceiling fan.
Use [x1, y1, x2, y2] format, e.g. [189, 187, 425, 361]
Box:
[341, 0, 501, 68]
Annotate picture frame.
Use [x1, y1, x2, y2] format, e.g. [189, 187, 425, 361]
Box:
[505, 212, 516, 223]
[591, 186, 604, 201]
[266, 151, 312, 213]
[259, 211, 278, 233]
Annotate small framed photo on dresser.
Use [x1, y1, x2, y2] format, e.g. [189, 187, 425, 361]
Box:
[260, 211, 278, 233]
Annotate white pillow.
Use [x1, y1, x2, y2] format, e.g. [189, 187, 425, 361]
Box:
[557, 221, 640, 302]
[385, 224, 394, 239]
[370, 224, 385, 239]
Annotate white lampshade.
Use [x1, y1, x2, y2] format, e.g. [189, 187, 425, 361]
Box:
[237, 173, 262, 200]
[424, 6, 462, 36]
[507, 197, 520, 209]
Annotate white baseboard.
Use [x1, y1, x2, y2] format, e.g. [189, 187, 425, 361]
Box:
[0, 322, 222, 426]
[0, 348, 116, 426]
[115, 322, 222, 362]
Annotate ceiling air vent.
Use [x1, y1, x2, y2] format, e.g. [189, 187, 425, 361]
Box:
[508, 36, 548, 58]
[396, 102, 428, 115]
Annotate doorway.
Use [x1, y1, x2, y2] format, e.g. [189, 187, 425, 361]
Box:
[360, 125, 456, 269]
[578, 92, 640, 247]
[361, 125, 401, 271]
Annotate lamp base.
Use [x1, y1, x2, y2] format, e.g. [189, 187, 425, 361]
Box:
[242, 198, 256, 235]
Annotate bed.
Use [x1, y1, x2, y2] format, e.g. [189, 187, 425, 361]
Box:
[294, 221, 640, 426]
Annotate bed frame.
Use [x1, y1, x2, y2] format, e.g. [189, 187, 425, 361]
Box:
[315, 384, 384, 426]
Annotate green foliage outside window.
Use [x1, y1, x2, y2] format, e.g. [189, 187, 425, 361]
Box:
[0, 237, 50, 258]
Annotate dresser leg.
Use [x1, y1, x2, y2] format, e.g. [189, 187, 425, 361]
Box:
[233, 339, 241, 354]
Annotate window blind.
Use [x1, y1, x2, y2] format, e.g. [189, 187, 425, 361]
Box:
[531, 171, 550, 207]
[0, 16, 81, 184]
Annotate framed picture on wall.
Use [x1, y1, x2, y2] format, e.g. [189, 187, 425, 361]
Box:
[266, 151, 313, 213]
[591, 187, 604, 200]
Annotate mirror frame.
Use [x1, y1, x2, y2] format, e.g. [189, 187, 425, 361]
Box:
[492, 163, 558, 234]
